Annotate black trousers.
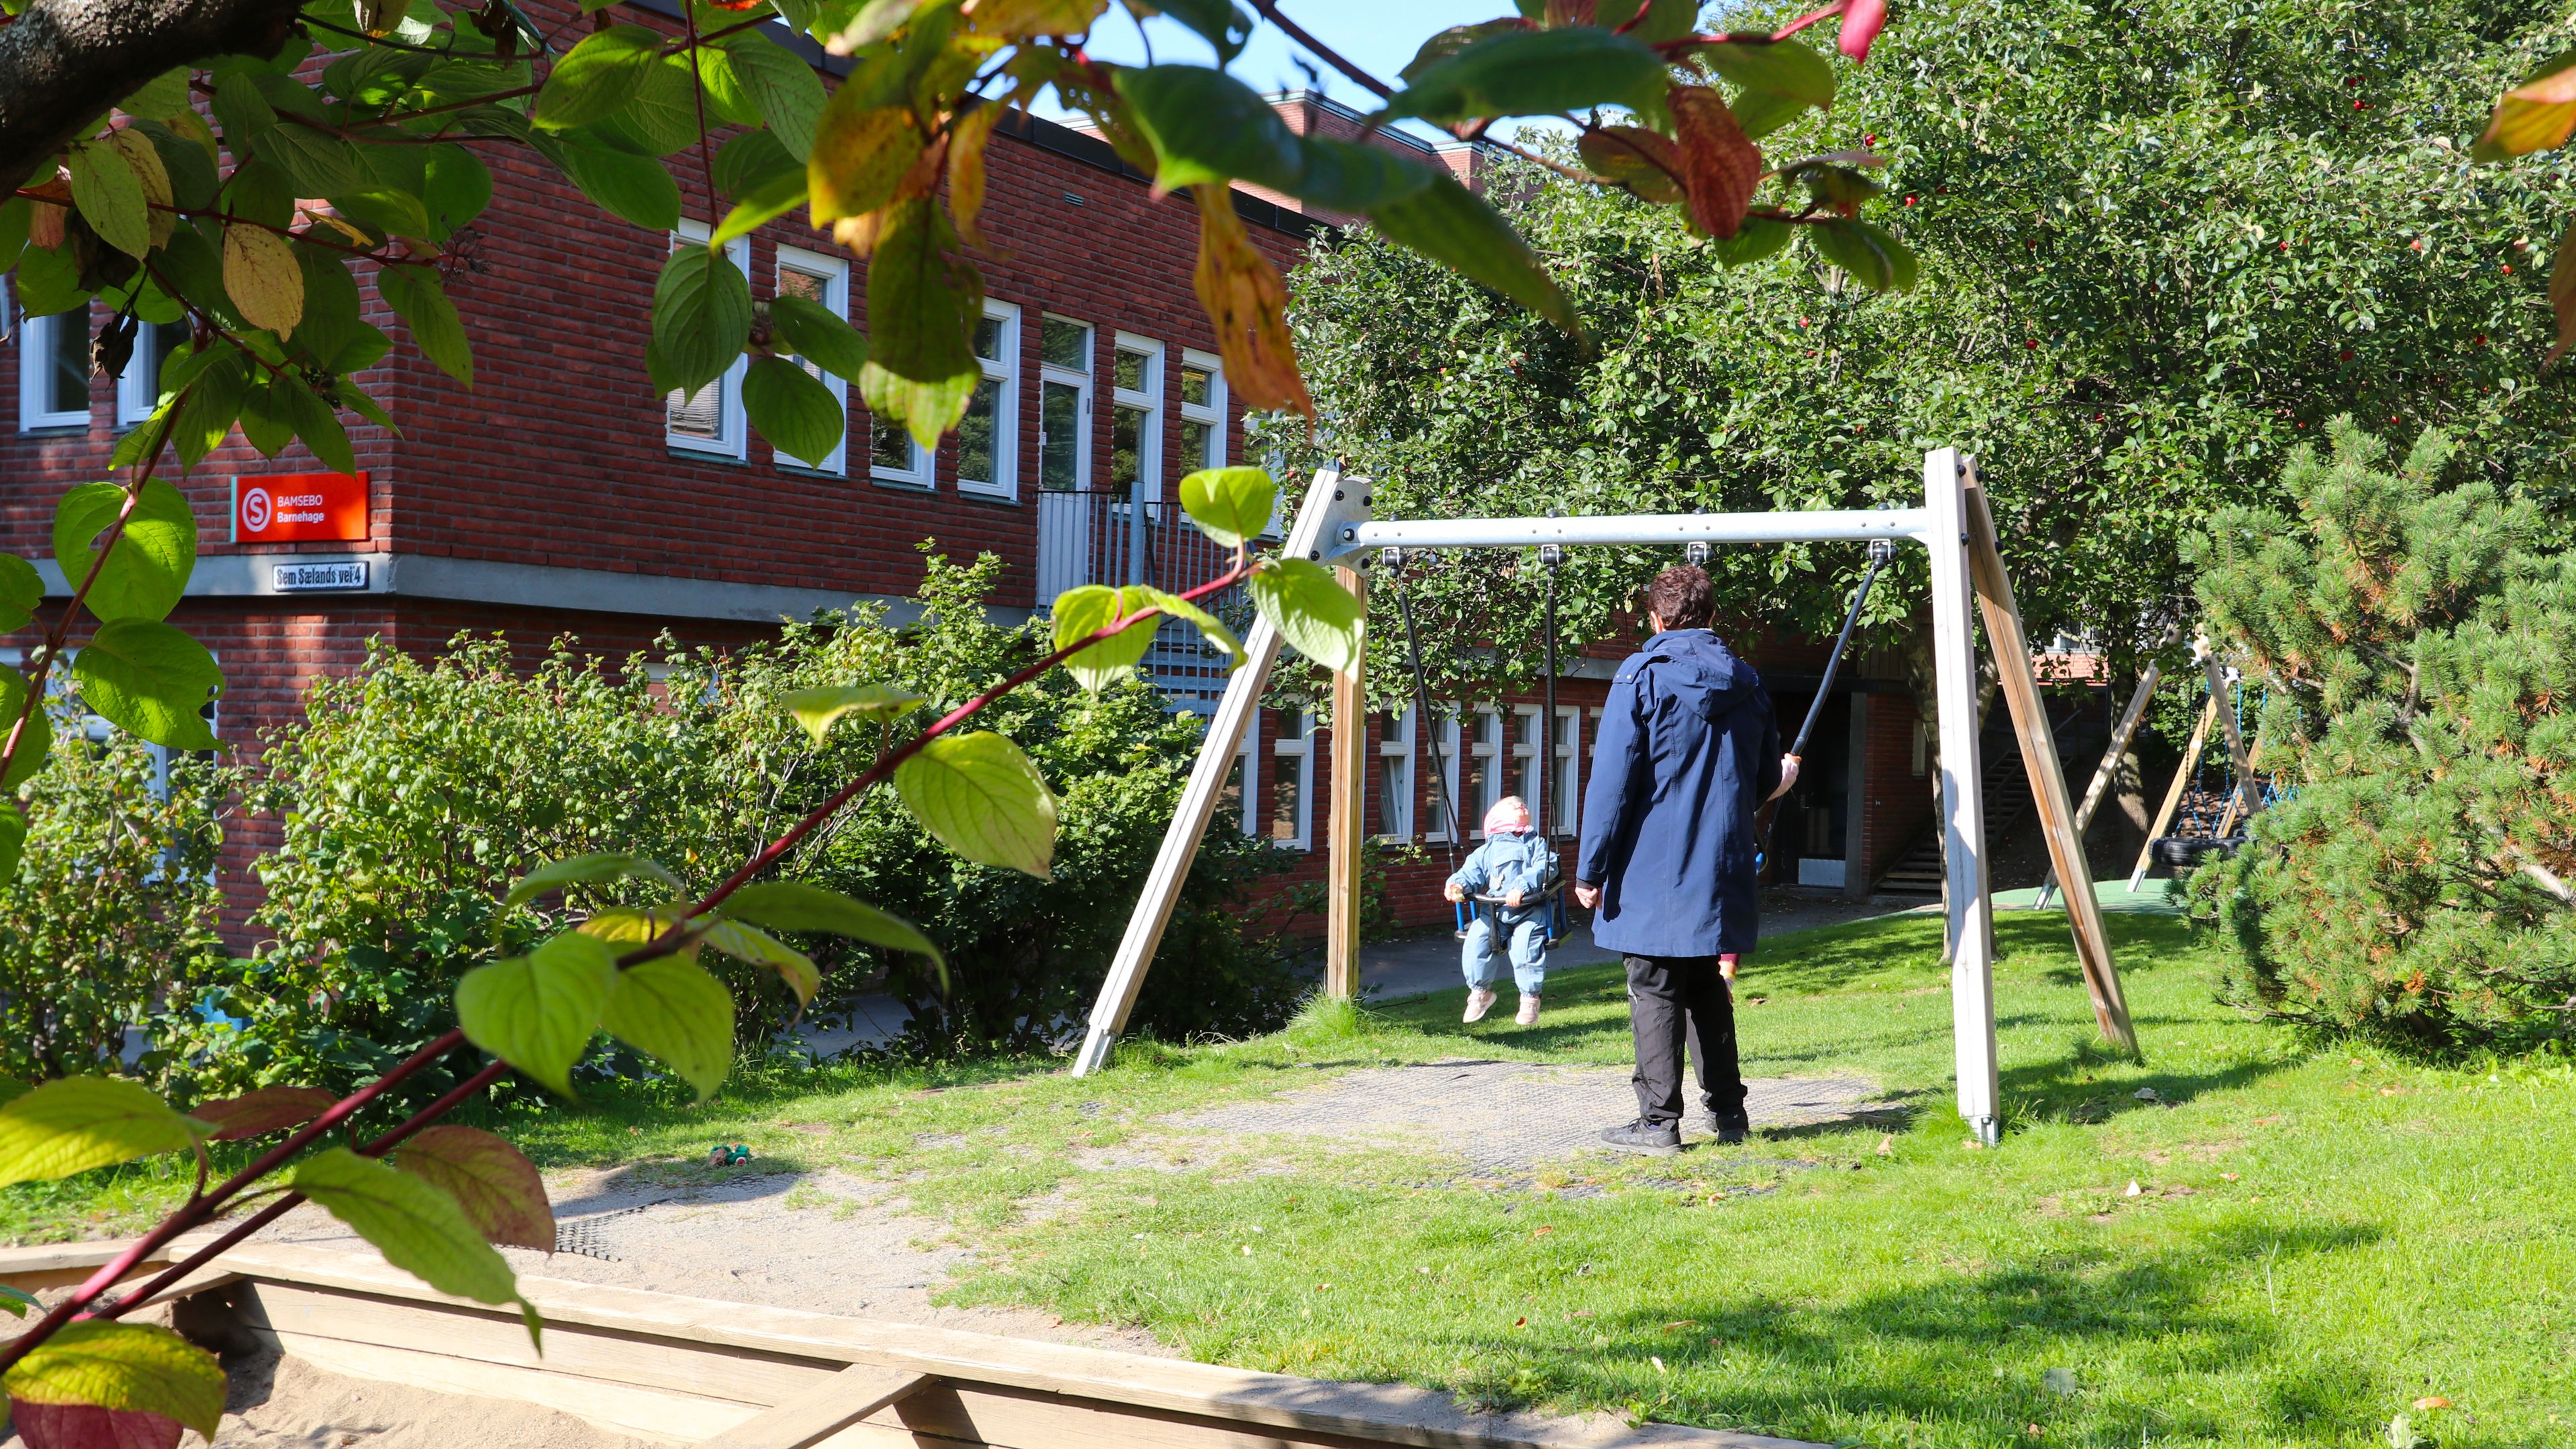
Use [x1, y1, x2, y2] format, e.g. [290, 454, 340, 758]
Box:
[1624, 954, 1747, 1127]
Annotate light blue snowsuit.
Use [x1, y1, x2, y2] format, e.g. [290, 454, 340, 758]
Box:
[1450, 827, 1557, 996]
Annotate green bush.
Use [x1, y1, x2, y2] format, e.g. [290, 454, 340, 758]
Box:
[2187, 419, 2576, 1055]
[1, 716, 232, 1084]
[181, 551, 1298, 1095]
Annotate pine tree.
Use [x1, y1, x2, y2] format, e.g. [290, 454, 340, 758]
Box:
[2189, 418, 2576, 1053]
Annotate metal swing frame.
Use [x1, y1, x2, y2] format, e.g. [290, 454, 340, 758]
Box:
[1069, 451, 2135, 1146]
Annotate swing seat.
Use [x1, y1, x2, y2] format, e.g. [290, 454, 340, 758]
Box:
[1455, 880, 1570, 945]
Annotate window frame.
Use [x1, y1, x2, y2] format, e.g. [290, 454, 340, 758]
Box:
[1467, 706, 1502, 837]
[1177, 347, 1226, 476]
[1110, 332, 1163, 500]
[1036, 313, 1093, 493]
[115, 320, 182, 429]
[956, 299, 1021, 500]
[664, 223, 750, 461]
[1426, 707, 1464, 844]
[19, 307, 91, 431]
[1550, 705, 1583, 837]
[1374, 705, 1415, 841]
[773, 244, 851, 476]
[1271, 708, 1313, 851]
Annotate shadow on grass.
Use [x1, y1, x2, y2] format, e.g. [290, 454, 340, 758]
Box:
[1445, 1218, 2394, 1445]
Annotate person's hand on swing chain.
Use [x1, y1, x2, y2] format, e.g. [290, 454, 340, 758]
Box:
[1444, 879, 1466, 903]
[1771, 754, 1802, 800]
[1504, 889, 1525, 908]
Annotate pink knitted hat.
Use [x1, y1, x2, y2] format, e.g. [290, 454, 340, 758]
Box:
[1484, 796, 1533, 834]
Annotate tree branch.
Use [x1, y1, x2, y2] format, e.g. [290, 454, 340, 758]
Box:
[0, 0, 307, 193]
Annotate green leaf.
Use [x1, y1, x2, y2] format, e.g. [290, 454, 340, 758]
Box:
[537, 133, 681, 229]
[608, 53, 702, 156]
[1, 1321, 225, 1438]
[722, 30, 828, 161]
[0, 667, 55, 792]
[392, 1124, 555, 1250]
[272, 368, 357, 474]
[290, 1147, 533, 1328]
[186, 1085, 337, 1140]
[422, 142, 493, 238]
[1368, 171, 1581, 337]
[1248, 557, 1365, 673]
[0, 1077, 202, 1187]
[290, 241, 366, 362]
[780, 682, 924, 744]
[743, 356, 845, 466]
[378, 266, 472, 386]
[239, 373, 294, 456]
[1177, 466, 1275, 549]
[0, 1281, 36, 1317]
[651, 242, 753, 397]
[331, 184, 433, 241]
[0, 800, 22, 885]
[712, 167, 807, 247]
[66, 140, 150, 259]
[600, 957, 733, 1099]
[713, 127, 800, 197]
[806, 99, 919, 225]
[1384, 26, 1666, 125]
[718, 881, 944, 965]
[1136, 585, 1245, 667]
[256, 123, 365, 198]
[453, 930, 617, 1096]
[122, 66, 194, 121]
[1688, 38, 1835, 109]
[1401, 20, 1532, 83]
[0, 551, 40, 633]
[1128, 0, 1250, 61]
[1114, 66, 1432, 210]
[1709, 213, 1792, 266]
[1809, 217, 1918, 292]
[865, 197, 979, 443]
[536, 24, 664, 131]
[1051, 583, 1158, 692]
[769, 292, 868, 378]
[893, 731, 1057, 878]
[12, 238, 88, 316]
[0, 197, 30, 274]
[72, 619, 223, 750]
[503, 851, 685, 908]
[699, 919, 820, 1005]
[859, 362, 977, 453]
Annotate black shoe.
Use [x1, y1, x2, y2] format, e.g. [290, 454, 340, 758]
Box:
[1705, 1114, 1750, 1144]
[1599, 1119, 1683, 1157]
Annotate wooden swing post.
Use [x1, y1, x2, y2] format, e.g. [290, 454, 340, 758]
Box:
[1961, 462, 2137, 1055]
[2129, 692, 2218, 891]
[2033, 653, 2165, 911]
[1323, 564, 1368, 1001]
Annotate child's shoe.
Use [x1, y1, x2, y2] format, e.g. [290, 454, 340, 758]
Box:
[1464, 988, 1498, 1023]
[1515, 994, 1541, 1025]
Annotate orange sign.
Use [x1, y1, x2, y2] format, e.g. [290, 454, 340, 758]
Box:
[233, 472, 369, 543]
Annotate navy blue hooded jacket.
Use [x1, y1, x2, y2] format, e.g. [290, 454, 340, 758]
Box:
[1575, 629, 1782, 957]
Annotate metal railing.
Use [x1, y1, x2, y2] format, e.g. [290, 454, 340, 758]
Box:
[1036, 489, 1252, 709]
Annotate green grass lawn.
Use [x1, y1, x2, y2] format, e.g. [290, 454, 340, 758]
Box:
[12, 908, 2575, 1447]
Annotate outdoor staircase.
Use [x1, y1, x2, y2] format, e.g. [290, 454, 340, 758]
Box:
[1876, 712, 2062, 894]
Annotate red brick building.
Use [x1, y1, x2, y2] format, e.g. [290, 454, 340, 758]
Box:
[4, 34, 1959, 944]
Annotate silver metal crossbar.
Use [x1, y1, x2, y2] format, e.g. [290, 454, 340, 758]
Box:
[1327, 506, 1930, 558]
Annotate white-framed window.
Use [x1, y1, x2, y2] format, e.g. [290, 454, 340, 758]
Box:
[1510, 704, 1542, 809]
[1270, 708, 1313, 851]
[1550, 706, 1582, 836]
[1374, 706, 1414, 841]
[1177, 349, 1225, 477]
[1426, 706, 1462, 843]
[115, 321, 184, 428]
[773, 245, 851, 475]
[957, 301, 1020, 498]
[1466, 707, 1502, 836]
[1220, 707, 1261, 838]
[19, 307, 91, 430]
[1037, 314, 1092, 492]
[1110, 333, 1162, 500]
[665, 223, 749, 460]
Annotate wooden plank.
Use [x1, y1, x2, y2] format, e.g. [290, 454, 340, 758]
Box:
[1922, 449, 2000, 1143]
[1324, 564, 1368, 1001]
[205, 1243, 1802, 1449]
[2202, 651, 2261, 818]
[696, 1363, 929, 1449]
[2128, 694, 2216, 890]
[1962, 466, 2136, 1055]
[2033, 658, 2161, 910]
[1072, 468, 1356, 1076]
[269, 1330, 749, 1444]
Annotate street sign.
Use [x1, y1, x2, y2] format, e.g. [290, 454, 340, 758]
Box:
[272, 561, 369, 593]
[234, 472, 368, 543]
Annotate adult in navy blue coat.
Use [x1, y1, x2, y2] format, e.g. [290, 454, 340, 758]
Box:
[1574, 565, 1796, 1155]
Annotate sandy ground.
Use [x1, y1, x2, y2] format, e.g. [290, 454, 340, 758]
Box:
[207, 1345, 656, 1449]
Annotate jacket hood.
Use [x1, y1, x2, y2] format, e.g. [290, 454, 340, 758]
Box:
[1640, 629, 1756, 701]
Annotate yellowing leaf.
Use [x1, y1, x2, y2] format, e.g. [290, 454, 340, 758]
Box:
[947, 100, 1003, 248]
[222, 221, 305, 335]
[2475, 52, 2576, 161]
[700, 919, 820, 1006]
[290, 1146, 535, 1337]
[781, 682, 925, 745]
[1051, 583, 1159, 692]
[187, 1085, 336, 1140]
[67, 140, 150, 258]
[1190, 185, 1310, 417]
[1, 1322, 225, 1439]
[718, 881, 945, 968]
[1247, 557, 1366, 674]
[600, 956, 734, 1098]
[0, 1077, 201, 1187]
[808, 101, 920, 224]
[894, 731, 1058, 877]
[392, 1125, 555, 1250]
[1177, 466, 1276, 549]
[107, 128, 175, 249]
[453, 930, 616, 1096]
[1136, 585, 1245, 669]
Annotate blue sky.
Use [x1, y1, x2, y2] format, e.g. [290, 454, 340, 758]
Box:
[1030, 0, 1515, 140]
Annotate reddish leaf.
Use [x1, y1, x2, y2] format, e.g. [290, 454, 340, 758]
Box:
[1190, 185, 1312, 418]
[390, 1124, 555, 1250]
[1668, 84, 1763, 239]
[1544, 0, 1594, 25]
[186, 1086, 336, 1142]
[1577, 125, 1684, 203]
[7, 1401, 186, 1449]
[1837, 0, 1887, 62]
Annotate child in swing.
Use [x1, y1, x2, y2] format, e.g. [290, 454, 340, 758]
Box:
[1444, 796, 1558, 1026]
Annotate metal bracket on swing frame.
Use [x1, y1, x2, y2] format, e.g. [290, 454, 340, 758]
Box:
[1069, 452, 2136, 1148]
